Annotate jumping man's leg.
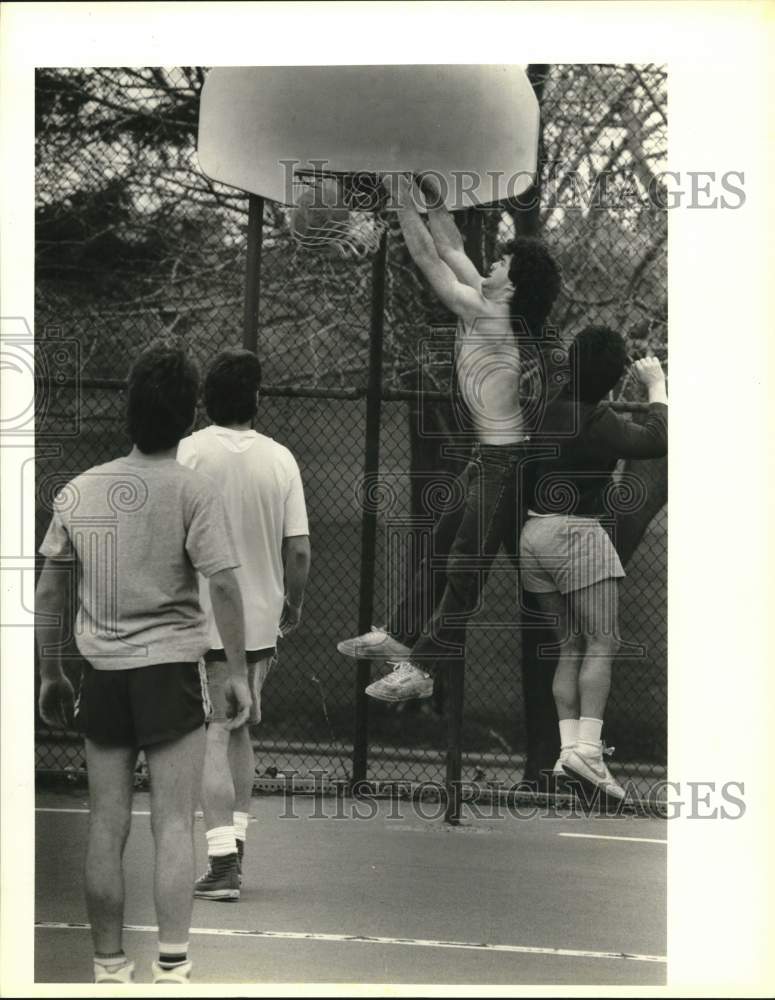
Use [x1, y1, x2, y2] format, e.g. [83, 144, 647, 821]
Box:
[388, 460, 475, 646]
[563, 578, 624, 798]
[531, 589, 583, 718]
[530, 590, 584, 773]
[571, 578, 620, 723]
[337, 460, 474, 660]
[366, 453, 513, 702]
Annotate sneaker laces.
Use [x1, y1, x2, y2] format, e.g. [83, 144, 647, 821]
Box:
[602, 743, 616, 758]
[381, 660, 422, 681]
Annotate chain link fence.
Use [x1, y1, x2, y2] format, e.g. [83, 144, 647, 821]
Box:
[35, 65, 667, 799]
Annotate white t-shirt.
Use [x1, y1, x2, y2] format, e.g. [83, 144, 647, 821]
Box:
[177, 426, 309, 650]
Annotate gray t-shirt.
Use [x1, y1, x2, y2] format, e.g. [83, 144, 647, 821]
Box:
[39, 454, 239, 670]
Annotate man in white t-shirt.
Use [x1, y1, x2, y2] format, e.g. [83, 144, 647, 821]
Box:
[178, 349, 311, 901]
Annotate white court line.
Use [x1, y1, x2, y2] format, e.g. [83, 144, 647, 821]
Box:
[559, 832, 667, 845]
[36, 807, 151, 816]
[37, 810, 667, 843]
[36, 921, 666, 965]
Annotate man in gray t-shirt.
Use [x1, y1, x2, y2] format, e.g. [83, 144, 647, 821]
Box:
[35, 343, 250, 986]
[40, 454, 239, 669]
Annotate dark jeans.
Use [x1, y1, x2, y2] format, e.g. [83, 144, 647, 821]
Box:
[388, 443, 528, 672]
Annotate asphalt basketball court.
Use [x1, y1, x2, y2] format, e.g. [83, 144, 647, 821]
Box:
[36, 788, 666, 987]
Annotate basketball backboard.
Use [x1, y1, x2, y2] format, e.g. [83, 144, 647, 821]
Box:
[197, 65, 539, 210]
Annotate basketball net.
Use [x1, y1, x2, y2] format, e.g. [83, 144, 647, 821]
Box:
[290, 171, 389, 259]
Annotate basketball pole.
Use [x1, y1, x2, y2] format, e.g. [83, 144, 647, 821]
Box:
[242, 195, 264, 351]
[351, 228, 389, 789]
[444, 659, 465, 824]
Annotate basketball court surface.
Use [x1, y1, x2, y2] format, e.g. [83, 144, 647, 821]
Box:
[36, 789, 666, 986]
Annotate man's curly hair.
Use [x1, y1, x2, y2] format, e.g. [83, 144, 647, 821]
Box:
[569, 325, 628, 402]
[127, 341, 199, 453]
[504, 236, 562, 338]
[205, 348, 263, 426]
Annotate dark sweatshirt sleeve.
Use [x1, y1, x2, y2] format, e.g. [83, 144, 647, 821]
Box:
[584, 402, 668, 461]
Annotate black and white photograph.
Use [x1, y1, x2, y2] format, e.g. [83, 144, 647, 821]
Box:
[1, 2, 772, 996]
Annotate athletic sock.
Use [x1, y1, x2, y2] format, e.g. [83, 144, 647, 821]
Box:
[94, 951, 129, 973]
[233, 811, 249, 844]
[577, 716, 604, 750]
[157, 942, 188, 970]
[558, 718, 579, 750]
[205, 825, 237, 857]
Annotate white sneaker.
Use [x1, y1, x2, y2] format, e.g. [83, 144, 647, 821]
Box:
[563, 743, 625, 800]
[365, 661, 433, 702]
[337, 627, 411, 661]
[94, 959, 135, 983]
[552, 746, 574, 777]
[152, 959, 193, 984]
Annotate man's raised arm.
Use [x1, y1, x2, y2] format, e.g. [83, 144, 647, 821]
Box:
[414, 173, 483, 289]
[383, 173, 482, 319]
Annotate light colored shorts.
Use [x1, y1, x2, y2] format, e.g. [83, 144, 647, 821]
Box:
[202, 651, 276, 725]
[519, 514, 625, 594]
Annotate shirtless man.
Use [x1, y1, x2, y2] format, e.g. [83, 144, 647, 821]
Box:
[339, 172, 561, 701]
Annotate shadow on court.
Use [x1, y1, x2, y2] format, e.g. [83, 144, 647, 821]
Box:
[35, 789, 666, 986]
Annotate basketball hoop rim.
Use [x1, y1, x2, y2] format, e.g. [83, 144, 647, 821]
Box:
[292, 169, 389, 215]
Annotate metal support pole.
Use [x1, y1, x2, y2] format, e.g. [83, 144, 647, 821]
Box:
[351, 230, 389, 787]
[242, 195, 264, 351]
[444, 658, 465, 824]
[520, 589, 560, 787]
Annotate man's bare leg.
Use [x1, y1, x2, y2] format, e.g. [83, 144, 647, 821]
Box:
[228, 725, 254, 815]
[83, 740, 136, 961]
[195, 721, 240, 899]
[201, 722, 234, 830]
[228, 724, 254, 868]
[145, 725, 206, 942]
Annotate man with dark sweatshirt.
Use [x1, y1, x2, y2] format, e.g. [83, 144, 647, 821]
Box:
[519, 326, 667, 798]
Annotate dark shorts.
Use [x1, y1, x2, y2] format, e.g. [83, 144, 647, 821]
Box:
[203, 648, 276, 725]
[75, 661, 207, 749]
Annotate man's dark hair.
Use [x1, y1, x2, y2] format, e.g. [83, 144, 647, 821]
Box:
[205, 348, 263, 426]
[569, 325, 629, 402]
[504, 236, 562, 338]
[127, 341, 199, 453]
